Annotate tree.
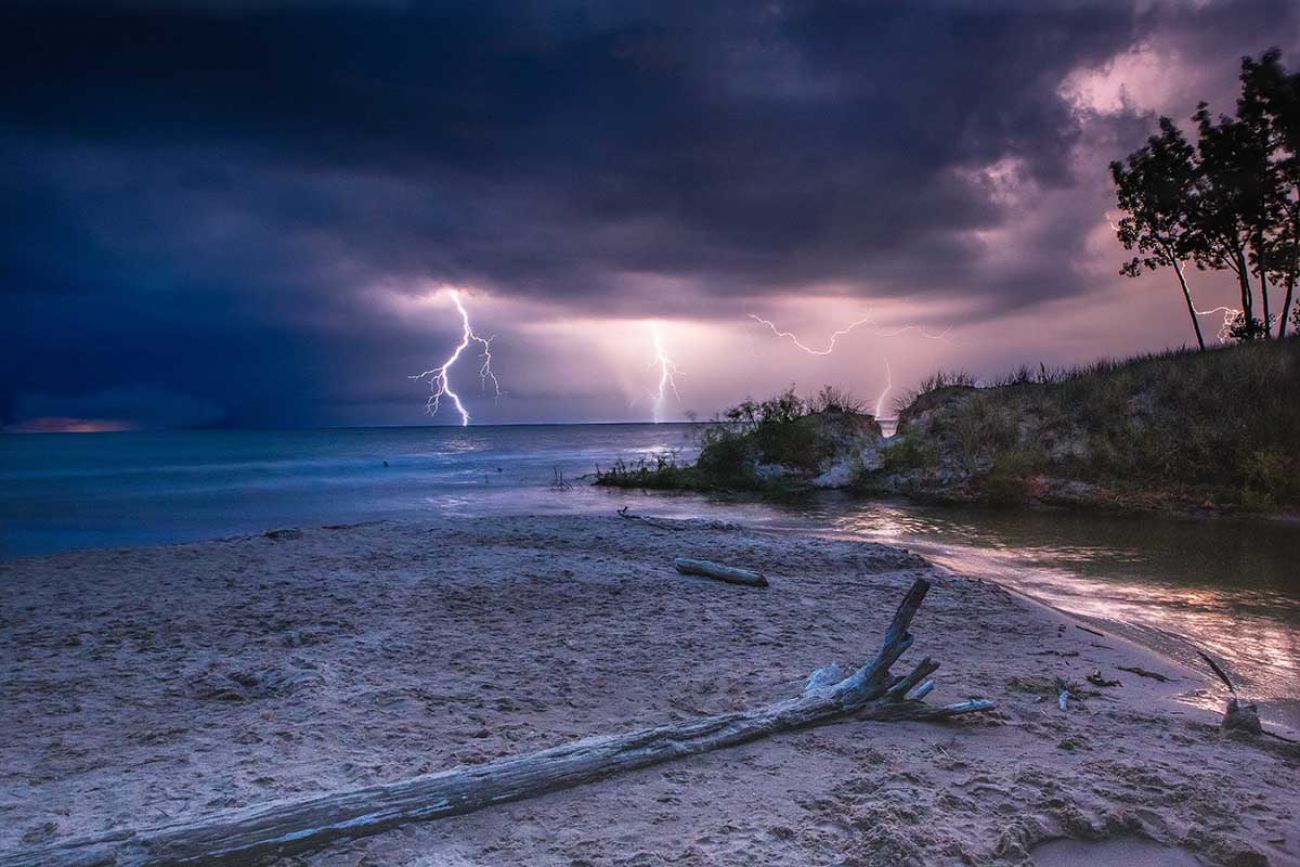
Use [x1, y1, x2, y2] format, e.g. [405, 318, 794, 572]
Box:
[1241, 49, 1300, 338]
[1188, 101, 1274, 339]
[1112, 49, 1300, 342]
[1111, 118, 1207, 349]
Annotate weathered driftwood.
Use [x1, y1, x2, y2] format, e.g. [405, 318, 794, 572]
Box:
[673, 557, 768, 587]
[4, 577, 992, 867]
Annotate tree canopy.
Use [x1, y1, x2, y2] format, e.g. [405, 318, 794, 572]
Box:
[1112, 49, 1300, 344]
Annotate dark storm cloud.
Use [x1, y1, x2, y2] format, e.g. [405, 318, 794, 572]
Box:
[1, 0, 1294, 425]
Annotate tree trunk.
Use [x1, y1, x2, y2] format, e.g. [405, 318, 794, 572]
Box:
[1258, 245, 1272, 339]
[1236, 247, 1256, 336]
[1172, 259, 1206, 350]
[0, 578, 992, 867]
[1279, 225, 1297, 339]
[1280, 274, 1295, 340]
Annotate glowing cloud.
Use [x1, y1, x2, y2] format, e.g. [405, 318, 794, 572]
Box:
[410, 289, 501, 426]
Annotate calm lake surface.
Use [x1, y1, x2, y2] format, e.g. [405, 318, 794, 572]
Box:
[3, 424, 1297, 728]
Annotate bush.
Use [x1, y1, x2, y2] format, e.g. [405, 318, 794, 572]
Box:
[695, 426, 756, 486]
[893, 369, 977, 416]
[807, 384, 865, 415]
[1240, 448, 1298, 510]
[593, 451, 699, 490]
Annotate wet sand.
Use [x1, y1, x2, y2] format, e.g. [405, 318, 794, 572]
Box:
[1, 516, 1296, 865]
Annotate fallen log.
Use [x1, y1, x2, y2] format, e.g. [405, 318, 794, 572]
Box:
[673, 557, 768, 587]
[4, 577, 992, 867]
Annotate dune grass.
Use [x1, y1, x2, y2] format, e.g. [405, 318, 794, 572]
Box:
[886, 337, 1300, 509]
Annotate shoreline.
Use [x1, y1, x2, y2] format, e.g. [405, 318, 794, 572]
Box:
[597, 469, 1300, 522]
[2, 516, 1297, 864]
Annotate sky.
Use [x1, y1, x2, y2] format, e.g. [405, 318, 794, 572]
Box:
[2, 0, 1298, 430]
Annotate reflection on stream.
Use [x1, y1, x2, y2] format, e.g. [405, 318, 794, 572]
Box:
[804, 498, 1300, 730]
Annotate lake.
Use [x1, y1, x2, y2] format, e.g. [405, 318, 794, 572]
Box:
[2, 424, 1296, 729]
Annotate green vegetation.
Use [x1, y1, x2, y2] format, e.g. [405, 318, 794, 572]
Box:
[880, 337, 1300, 510]
[594, 385, 878, 492]
[597, 338, 1299, 514]
[592, 451, 703, 491]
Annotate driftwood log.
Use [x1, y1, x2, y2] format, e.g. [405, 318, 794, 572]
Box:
[4, 577, 992, 866]
[673, 557, 768, 587]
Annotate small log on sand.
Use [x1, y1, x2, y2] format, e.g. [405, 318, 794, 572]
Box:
[673, 557, 767, 587]
[3, 578, 992, 867]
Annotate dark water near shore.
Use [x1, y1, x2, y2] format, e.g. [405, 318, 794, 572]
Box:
[3, 424, 1297, 728]
[817, 499, 1300, 730]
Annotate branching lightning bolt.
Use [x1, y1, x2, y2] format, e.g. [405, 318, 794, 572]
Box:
[748, 313, 876, 355]
[650, 324, 682, 424]
[873, 358, 893, 419]
[748, 311, 951, 352]
[410, 289, 501, 426]
[1192, 305, 1244, 343]
[1101, 225, 1244, 346]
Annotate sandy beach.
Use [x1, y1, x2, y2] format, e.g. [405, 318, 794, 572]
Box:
[2, 515, 1297, 866]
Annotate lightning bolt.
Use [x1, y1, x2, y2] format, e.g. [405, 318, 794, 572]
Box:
[1191, 305, 1243, 343]
[1102, 235, 1243, 345]
[748, 313, 875, 355]
[748, 311, 951, 353]
[873, 358, 893, 420]
[650, 324, 681, 424]
[410, 289, 501, 426]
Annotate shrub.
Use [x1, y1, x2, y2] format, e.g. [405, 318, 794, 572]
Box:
[807, 384, 865, 415]
[695, 426, 756, 486]
[593, 451, 698, 490]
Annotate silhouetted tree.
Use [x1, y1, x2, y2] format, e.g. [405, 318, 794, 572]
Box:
[1241, 49, 1300, 338]
[1112, 49, 1300, 342]
[1111, 119, 1206, 349]
[1189, 99, 1273, 339]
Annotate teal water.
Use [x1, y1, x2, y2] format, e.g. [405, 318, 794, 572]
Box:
[0, 425, 707, 557]
[2, 425, 1297, 729]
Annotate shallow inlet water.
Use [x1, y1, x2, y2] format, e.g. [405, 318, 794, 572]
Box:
[2, 424, 1297, 729]
[806, 497, 1300, 730]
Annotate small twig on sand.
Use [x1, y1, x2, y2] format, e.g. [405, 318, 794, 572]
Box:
[1117, 665, 1171, 683]
[618, 506, 667, 530]
[616, 507, 691, 532]
[1074, 624, 1106, 638]
[1086, 669, 1121, 688]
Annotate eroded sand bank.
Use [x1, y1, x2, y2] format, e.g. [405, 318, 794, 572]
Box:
[1, 516, 1296, 865]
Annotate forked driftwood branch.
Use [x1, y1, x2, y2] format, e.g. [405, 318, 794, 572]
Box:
[5, 577, 992, 866]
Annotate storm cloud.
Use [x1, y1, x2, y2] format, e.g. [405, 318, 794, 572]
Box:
[2, 0, 1296, 426]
